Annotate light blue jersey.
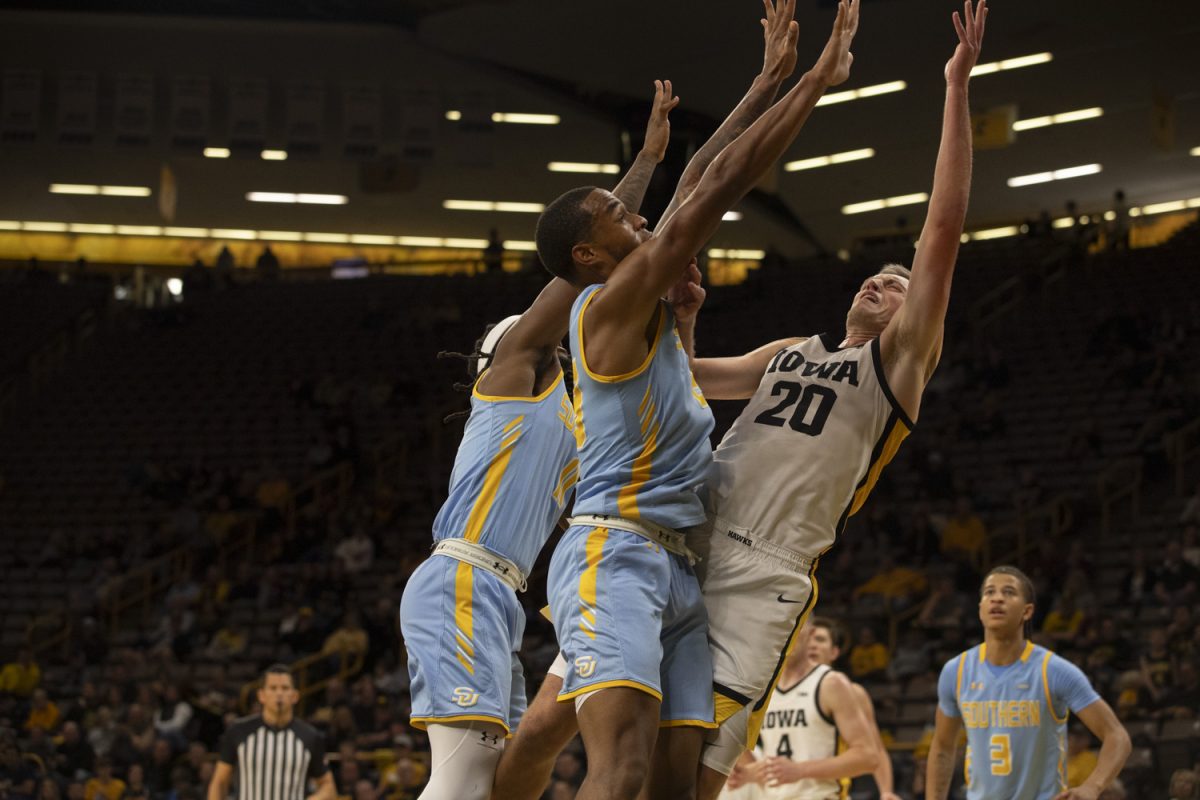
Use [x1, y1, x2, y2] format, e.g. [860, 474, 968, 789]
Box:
[432, 371, 578, 575]
[938, 642, 1101, 800]
[568, 285, 714, 530]
[402, 370, 577, 733]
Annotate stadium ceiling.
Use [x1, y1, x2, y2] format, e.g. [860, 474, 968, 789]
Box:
[1, 0, 1197, 257]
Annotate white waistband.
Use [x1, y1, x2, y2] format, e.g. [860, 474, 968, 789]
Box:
[568, 514, 699, 565]
[712, 517, 814, 574]
[432, 539, 527, 592]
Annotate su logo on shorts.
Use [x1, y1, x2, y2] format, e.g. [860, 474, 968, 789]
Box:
[451, 687, 480, 708]
[574, 655, 598, 679]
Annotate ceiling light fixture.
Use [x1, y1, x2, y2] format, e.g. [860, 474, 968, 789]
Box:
[841, 192, 929, 215]
[817, 81, 906, 107]
[445, 111, 560, 125]
[260, 149, 288, 161]
[708, 248, 766, 259]
[203, 147, 231, 159]
[548, 162, 621, 174]
[785, 147, 876, 172]
[443, 200, 545, 213]
[970, 52, 1053, 77]
[1007, 163, 1101, 188]
[1012, 107, 1103, 132]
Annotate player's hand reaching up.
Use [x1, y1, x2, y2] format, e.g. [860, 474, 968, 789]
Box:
[945, 0, 987, 87]
[642, 79, 680, 163]
[811, 0, 860, 88]
[761, 0, 800, 82]
[666, 258, 705, 326]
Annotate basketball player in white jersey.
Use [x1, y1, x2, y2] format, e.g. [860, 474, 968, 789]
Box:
[684, 3, 990, 797]
[719, 618, 898, 800]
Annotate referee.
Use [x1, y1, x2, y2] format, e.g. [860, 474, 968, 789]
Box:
[208, 665, 336, 800]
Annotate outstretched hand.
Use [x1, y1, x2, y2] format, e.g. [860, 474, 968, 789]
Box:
[945, 0, 987, 86]
[642, 79, 680, 163]
[812, 0, 860, 87]
[761, 0, 800, 82]
[667, 259, 705, 325]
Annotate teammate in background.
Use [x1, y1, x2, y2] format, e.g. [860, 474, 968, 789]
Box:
[926, 566, 1130, 800]
[397, 88, 677, 800]
[208, 666, 335, 800]
[721, 618, 894, 800]
[491, 1, 819, 794]
[669, 4, 985, 797]
[533, 0, 859, 796]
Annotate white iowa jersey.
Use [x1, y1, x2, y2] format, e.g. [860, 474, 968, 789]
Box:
[708, 334, 913, 558]
[757, 664, 848, 800]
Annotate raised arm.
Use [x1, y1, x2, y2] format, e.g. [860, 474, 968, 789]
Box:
[658, 0, 801, 227]
[1062, 700, 1131, 800]
[591, 0, 859, 350]
[612, 80, 679, 215]
[881, 0, 986, 420]
[475, 278, 578, 397]
[760, 671, 879, 785]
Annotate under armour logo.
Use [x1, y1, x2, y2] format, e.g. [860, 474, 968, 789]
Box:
[491, 561, 509, 574]
[970, 681, 985, 691]
[1017, 683, 1030, 690]
[479, 731, 500, 746]
[451, 687, 479, 708]
[575, 655, 598, 679]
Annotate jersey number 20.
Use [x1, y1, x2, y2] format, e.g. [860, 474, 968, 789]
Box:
[753, 381, 837, 435]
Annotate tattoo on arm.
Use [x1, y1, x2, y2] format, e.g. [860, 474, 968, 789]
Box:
[659, 75, 783, 225]
[612, 151, 659, 215]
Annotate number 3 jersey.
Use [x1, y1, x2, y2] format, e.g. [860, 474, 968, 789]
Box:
[707, 334, 914, 558]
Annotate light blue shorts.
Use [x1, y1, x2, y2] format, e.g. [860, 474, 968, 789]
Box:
[399, 553, 527, 733]
[546, 523, 715, 728]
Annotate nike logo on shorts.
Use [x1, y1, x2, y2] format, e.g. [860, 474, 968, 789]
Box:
[777, 594, 805, 604]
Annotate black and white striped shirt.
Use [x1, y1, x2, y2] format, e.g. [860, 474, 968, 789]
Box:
[218, 716, 327, 800]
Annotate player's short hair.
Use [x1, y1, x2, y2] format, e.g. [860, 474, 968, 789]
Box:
[262, 664, 294, 685]
[982, 565, 1036, 606]
[535, 186, 599, 282]
[878, 263, 912, 280]
[810, 616, 846, 650]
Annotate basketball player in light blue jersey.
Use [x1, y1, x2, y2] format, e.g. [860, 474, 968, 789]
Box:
[926, 566, 1130, 800]
[533, 1, 860, 796]
[399, 86, 679, 800]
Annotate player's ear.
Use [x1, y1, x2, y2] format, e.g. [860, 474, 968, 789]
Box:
[572, 242, 598, 267]
[1022, 603, 1034, 623]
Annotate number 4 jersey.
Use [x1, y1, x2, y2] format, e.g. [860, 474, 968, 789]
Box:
[707, 334, 914, 558]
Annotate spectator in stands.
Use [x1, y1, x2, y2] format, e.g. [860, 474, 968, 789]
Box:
[1042, 593, 1086, 646]
[54, 722, 94, 779]
[333, 529, 374, 575]
[203, 624, 246, 661]
[888, 627, 934, 683]
[915, 575, 970, 630]
[86, 708, 117, 759]
[852, 553, 928, 611]
[0, 649, 41, 698]
[848, 627, 890, 681]
[1182, 524, 1200, 569]
[361, 598, 398, 674]
[1167, 605, 1195, 657]
[1140, 627, 1173, 695]
[25, 690, 61, 734]
[939, 497, 988, 572]
[483, 229, 503, 273]
[23, 726, 56, 766]
[110, 705, 153, 767]
[1170, 769, 1200, 800]
[254, 465, 291, 531]
[0, 735, 38, 800]
[1120, 547, 1155, 613]
[254, 247, 280, 281]
[321, 612, 369, 663]
[1154, 541, 1200, 606]
[123, 765, 148, 800]
[214, 247, 234, 286]
[151, 687, 192, 751]
[143, 739, 175, 798]
[1150, 660, 1200, 719]
[1063, 725, 1099, 789]
[84, 757, 125, 800]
